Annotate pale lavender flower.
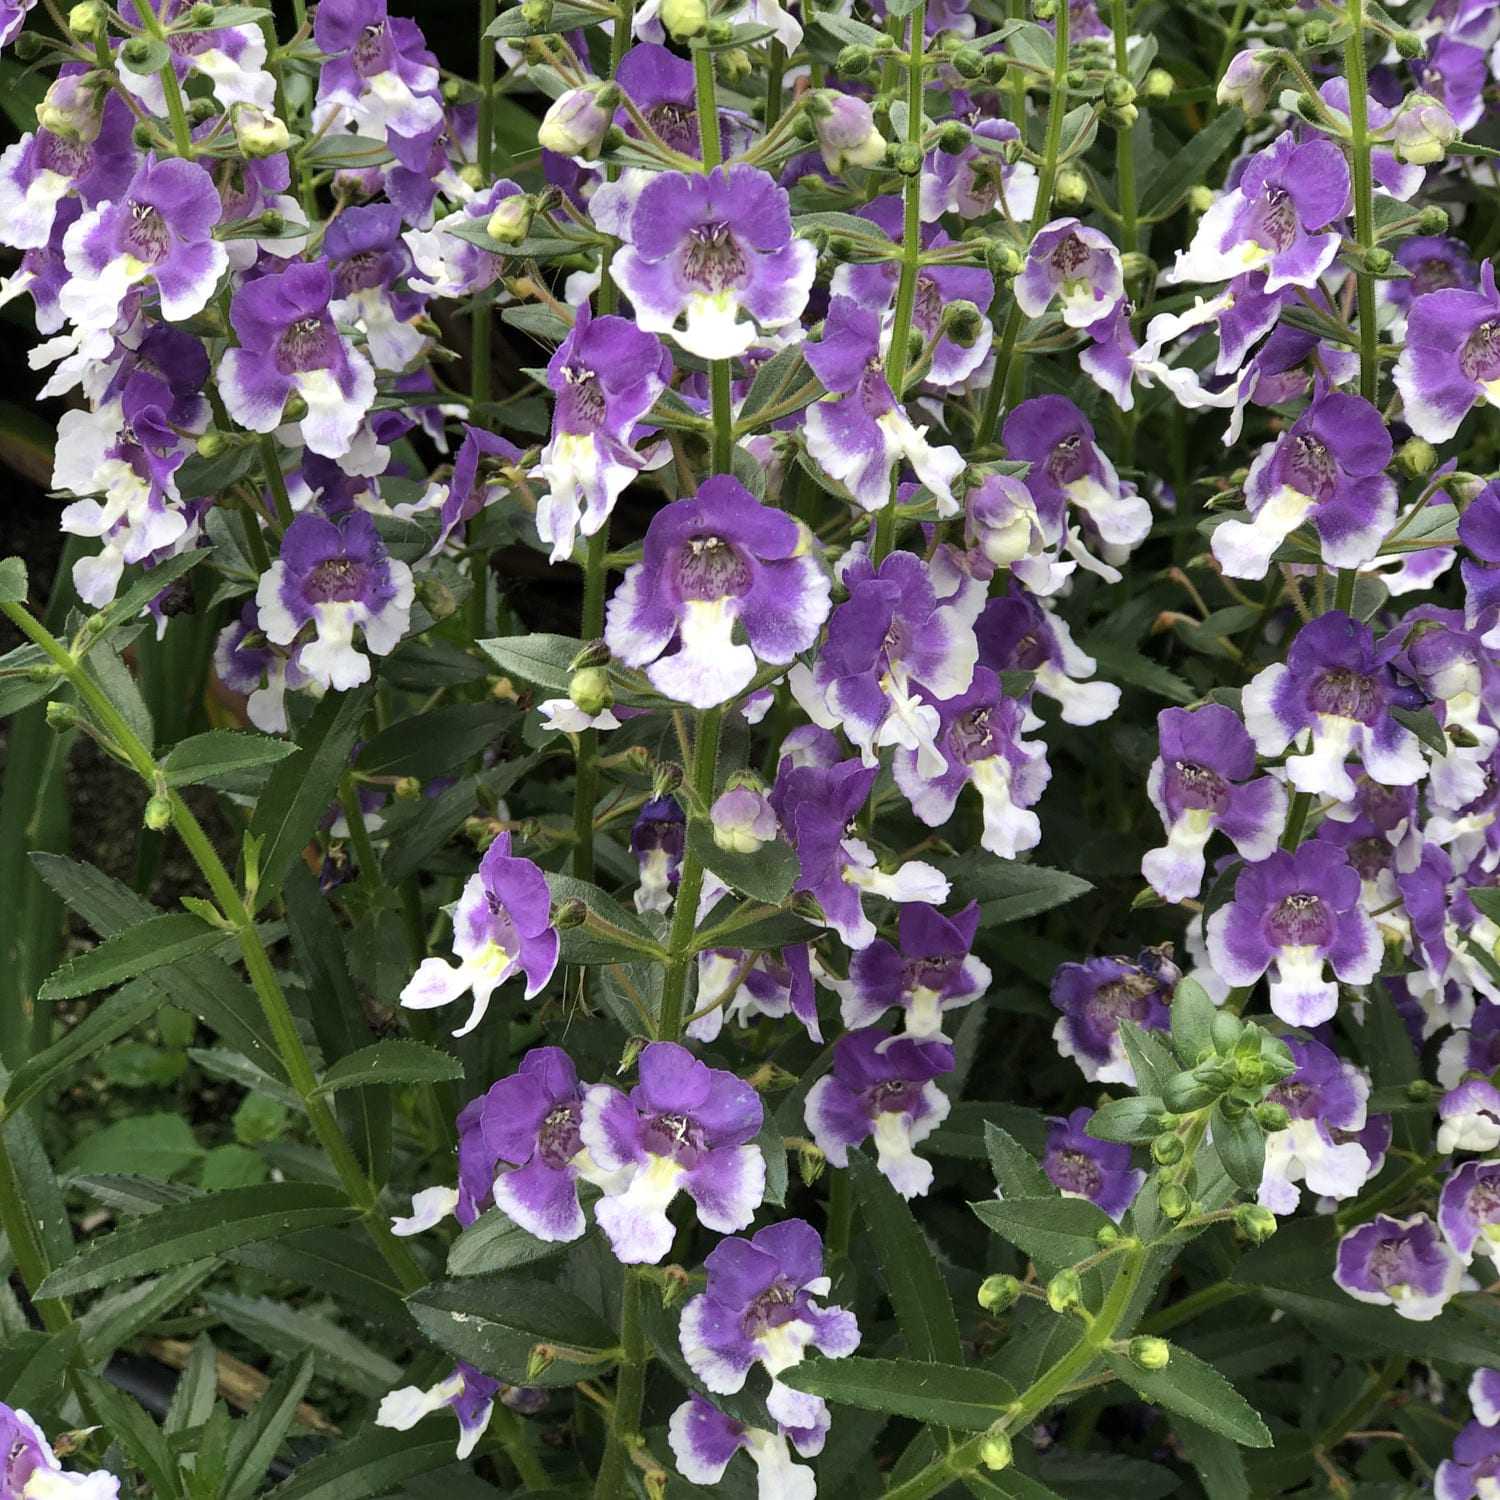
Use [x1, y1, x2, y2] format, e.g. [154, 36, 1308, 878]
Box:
[1258, 1038, 1373, 1214]
[1016, 218, 1124, 329]
[1440, 1159, 1500, 1266]
[668, 1392, 824, 1500]
[1471, 1369, 1500, 1427]
[1335, 1212, 1462, 1320]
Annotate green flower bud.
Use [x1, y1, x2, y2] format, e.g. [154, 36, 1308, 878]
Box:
[487, 193, 534, 245]
[1300, 18, 1330, 43]
[937, 120, 972, 154]
[1047, 1268, 1083, 1314]
[1095, 1224, 1120, 1249]
[1151, 1131, 1186, 1165]
[1104, 76, 1136, 107]
[978, 1433, 1013, 1472]
[704, 16, 735, 42]
[258, 207, 286, 235]
[978, 1273, 1022, 1312]
[552, 898, 588, 929]
[1364, 246, 1394, 275]
[1234, 1203, 1278, 1243]
[837, 43, 876, 74]
[660, 0, 707, 38]
[1159, 1182, 1191, 1220]
[1397, 436, 1436, 477]
[143, 795, 172, 832]
[952, 45, 985, 78]
[121, 36, 154, 67]
[1187, 184, 1215, 213]
[394, 776, 422, 801]
[133, 121, 161, 150]
[888, 140, 924, 176]
[188, 1, 217, 23]
[195, 431, 229, 459]
[1393, 29, 1424, 57]
[1032, 0, 1057, 17]
[520, 0, 553, 25]
[1417, 205, 1450, 234]
[1254, 1100, 1290, 1132]
[1405, 1078, 1437, 1103]
[942, 299, 984, 347]
[983, 54, 1013, 85]
[1055, 167, 1088, 206]
[1107, 103, 1139, 128]
[569, 666, 613, 718]
[282, 392, 309, 423]
[67, 2, 107, 39]
[1142, 67, 1175, 100]
[1129, 1335, 1171, 1370]
[45, 700, 81, 731]
[986, 242, 1025, 277]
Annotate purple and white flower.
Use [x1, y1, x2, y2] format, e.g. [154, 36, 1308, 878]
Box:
[312, 0, 443, 149]
[535, 303, 669, 562]
[976, 593, 1121, 726]
[805, 1026, 953, 1198]
[1437, 1422, 1500, 1500]
[611, 165, 815, 359]
[1213, 389, 1395, 580]
[60, 155, 227, 330]
[1257, 1038, 1373, 1214]
[1042, 1107, 1144, 1222]
[1206, 842, 1380, 1026]
[922, 117, 1037, 224]
[399, 833, 559, 1036]
[607, 476, 829, 710]
[1335, 1212, 1463, 1320]
[1437, 1079, 1500, 1155]
[1168, 131, 1349, 292]
[631, 796, 685, 914]
[679, 1218, 859, 1431]
[375, 1361, 499, 1461]
[1243, 611, 1426, 802]
[403, 180, 521, 299]
[0, 0, 33, 50]
[255, 510, 412, 691]
[213, 602, 309, 734]
[221, 261, 378, 460]
[1440, 1160, 1500, 1266]
[1016, 218, 1125, 329]
[0, 1401, 118, 1498]
[1142, 704, 1286, 901]
[582, 1041, 765, 1264]
[121, 1, 277, 115]
[689, 945, 819, 1044]
[668, 1392, 824, 1500]
[1395, 261, 1500, 444]
[324, 202, 426, 371]
[1050, 951, 1173, 1085]
[1471, 1369, 1500, 1427]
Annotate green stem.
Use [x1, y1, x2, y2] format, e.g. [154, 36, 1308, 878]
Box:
[1141, 1278, 1248, 1334]
[258, 437, 295, 533]
[593, 1270, 648, 1498]
[979, 0, 1070, 446]
[1112, 0, 1137, 254]
[826, 1167, 853, 1261]
[695, 44, 723, 170]
[872, 1, 926, 564]
[1281, 789, 1313, 850]
[0, 601, 427, 1296]
[492, 1406, 551, 1491]
[765, 39, 786, 126]
[468, 1, 498, 637]
[657, 707, 724, 1040]
[1317, 1355, 1406, 1451]
[572, 525, 612, 881]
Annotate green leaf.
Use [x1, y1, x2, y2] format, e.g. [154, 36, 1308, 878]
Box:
[1212, 1104, 1265, 1191]
[1170, 976, 1218, 1066]
[356, 704, 512, 780]
[1085, 1096, 1165, 1144]
[206, 1291, 401, 1397]
[850, 1155, 962, 1363]
[160, 731, 297, 788]
[77, 1372, 181, 1499]
[62, 1112, 205, 1180]
[446, 1207, 571, 1277]
[264, 1421, 457, 1500]
[0, 556, 26, 604]
[781, 1356, 1016, 1430]
[686, 819, 798, 906]
[1118, 1021, 1176, 1095]
[247, 686, 372, 912]
[1083, 640, 1195, 705]
[406, 1276, 616, 1387]
[972, 1196, 1113, 1272]
[1138, 107, 1245, 218]
[984, 1122, 1051, 1199]
[478, 633, 584, 694]
[38, 912, 222, 1001]
[315, 1040, 464, 1094]
[1178, 1418, 1251, 1500]
[545, 871, 667, 964]
[77, 1262, 215, 1366]
[165, 1333, 219, 1435]
[1390, 705, 1448, 756]
[223, 1354, 315, 1500]
[738, 346, 817, 426]
[36, 1183, 357, 1298]
[486, 1, 611, 36]
[2, 979, 163, 1113]
[941, 852, 1093, 927]
[1103, 1345, 1272, 1448]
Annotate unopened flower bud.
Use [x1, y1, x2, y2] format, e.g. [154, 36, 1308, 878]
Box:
[67, 1, 107, 40]
[1187, 184, 1215, 213]
[258, 208, 286, 235]
[1105, 76, 1136, 107]
[1159, 1182, 1191, 1220]
[1363, 246, 1394, 274]
[37, 73, 103, 143]
[1151, 1131, 1186, 1166]
[1065, 66, 1088, 90]
[143, 795, 172, 832]
[282, 392, 309, 423]
[538, 84, 616, 161]
[797, 1140, 826, 1185]
[552, 898, 588, 929]
[986, 242, 1025, 277]
[188, 0, 216, 22]
[1397, 436, 1436, 476]
[415, 574, 457, 622]
[837, 43, 876, 74]
[653, 761, 683, 798]
[1129, 1336, 1171, 1370]
[942, 299, 984, 347]
[1405, 1077, 1437, 1102]
[196, 431, 229, 459]
[978, 1274, 1022, 1312]
[978, 1433, 1013, 1472]
[1254, 1100, 1290, 1132]
[46, 700, 81, 731]
[936, 120, 972, 154]
[1095, 1224, 1120, 1249]
[661, 0, 707, 37]
[983, 55, 1013, 85]
[1107, 102, 1139, 128]
[1234, 1203, 1277, 1243]
[1391, 92, 1457, 165]
[569, 667, 613, 718]
[952, 44, 985, 77]
[1142, 67, 1174, 100]
[810, 90, 888, 174]
[1417, 205, 1450, 235]
[1392, 29, 1424, 57]
[485, 192, 533, 246]
[120, 35, 155, 69]
[234, 104, 291, 158]
[394, 776, 421, 801]
[888, 140, 923, 176]
[520, 0, 553, 26]
[1300, 18, 1329, 44]
[1216, 48, 1273, 114]
[1047, 1269, 1082, 1313]
[710, 783, 777, 854]
[1055, 168, 1088, 206]
[571, 638, 611, 670]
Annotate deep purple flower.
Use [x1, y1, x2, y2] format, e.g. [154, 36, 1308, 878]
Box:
[1395, 261, 1500, 443]
[313, 0, 442, 148]
[399, 832, 559, 1036]
[606, 475, 830, 710]
[679, 1218, 859, 1431]
[668, 1391, 825, 1499]
[213, 601, 308, 734]
[1440, 1160, 1500, 1266]
[582, 1041, 765, 1263]
[1042, 1107, 1144, 1221]
[1258, 1037, 1373, 1214]
[1438, 1001, 1500, 1091]
[791, 550, 977, 774]
[1142, 705, 1286, 901]
[690, 945, 819, 1044]
[1388, 235, 1478, 315]
[772, 756, 950, 950]
[976, 593, 1120, 725]
[1016, 218, 1124, 329]
[616, 43, 704, 157]
[1169, 131, 1349, 292]
[256, 510, 412, 691]
[802, 295, 964, 514]
[805, 1027, 953, 1198]
[323, 201, 425, 371]
[1336, 1212, 1463, 1320]
[611, 164, 815, 359]
[220, 260, 377, 459]
[1050, 951, 1173, 1084]
[1215, 389, 1395, 580]
[536, 303, 669, 562]
[1461, 481, 1500, 648]
[376, 1360, 500, 1461]
[61, 154, 227, 330]
[1438, 1422, 1500, 1500]
[631, 795, 686, 914]
[436, 424, 525, 551]
[1206, 842, 1380, 1026]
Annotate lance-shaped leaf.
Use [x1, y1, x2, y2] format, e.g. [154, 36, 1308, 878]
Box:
[38, 912, 224, 1001]
[314, 1040, 464, 1095]
[687, 818, 798, 906]
[160, 731, 298, 788]
[971, 1196, 1113, 1273]
[1103, 1345, 1272, 1448]
[781, 1356, 1017, 1430]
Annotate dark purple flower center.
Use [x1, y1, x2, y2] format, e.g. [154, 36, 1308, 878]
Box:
[353, 21, 392, 75]
[1086, 973, 1157, 1026]
[904, 954, 960, 993]
[1411, 256, 1462, 296]
[866, 1078, 920, 1117]
[122, 200, 171, 262]
[37, 131, 90, 177]
[681, 222, 747, 292]
[276, 315, 337, 374]
[537, 1102, 583, 1168]
[1285, 433, 1338, 498]
[1267, 891, 1332, 947]
[1048, 1147, 1103, 1199]
[1347, 835, 1390, 880]
[645, 101, 698, 156]
[559, 364, 606, 429]
[742, 1278, 800, 1335]
[1008, 630, 1048, 671]
[1171, 760, 1228, 812]
[1364, 1231, 1423, 1288]
[1045, 433, 1089, 487]
[1466, 1170, 1500, 1221]
[1268, 1078, 1318, 1120]
[952, 706, 997, 764]
[913, 274, 942, 335]
[675, 534, 751, 600]
[1308, 667, 1379, 722]
[335, 250, 388, 294]
[1050, 233, 1090, 275]
[1251, 185, 1299, 252]
[642, 1110, 705, 1163]
[1461, 320, 1500, 382]
[169, 27, 213, 57]
[303, 556, 368, 603]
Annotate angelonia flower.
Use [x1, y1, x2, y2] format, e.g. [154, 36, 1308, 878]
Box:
[805, 1026, 953, 1198]
[1016, 218, 1124, 329]
[1395, 261, 1500, 443]
[1042, 1107, 1144, 1221]
[399, 833, 559, 1036]
[1437, 1079, 1500, 1154]
[1437, 1422, 1500, 1500]
[582, 1042, 765, 1263]
[679, 1218, 859, 1430]
[1050, 949, 1174, 1084]
[690, 945, 819, 1043]
[631, 796, 686, 913]
[1216, 48, 1273, 113]
[1439, 1160, 1500, 1266]
[375, 1361, 503, 1461]
[808, 90, 886, 175]
[709, 781, 779, 853]
[1334, 1212, 1463, 1321]
[0, 1401, 119, 1498]
[668, 1391, 824, 1500]
[1207, 842, 1380, 1026]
